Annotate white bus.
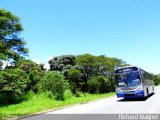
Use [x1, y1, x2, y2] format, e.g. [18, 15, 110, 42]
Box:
[115, 66, 155, 99]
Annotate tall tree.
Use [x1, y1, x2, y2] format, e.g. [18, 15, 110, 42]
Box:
[76, 54, 96, 79]
[48, 55, 76, 73]
[76, 54, 128, 90]
[15, 59, 45, 92]
[67, 68, 83, 94]
[0, 8, 28, 65]
[76, 54, 127, 78]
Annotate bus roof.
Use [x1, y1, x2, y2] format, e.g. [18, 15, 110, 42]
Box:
[115, 66, 139, 70]
[115, 66, 153, 75]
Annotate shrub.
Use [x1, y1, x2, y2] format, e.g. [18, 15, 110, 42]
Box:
[88, 77, 99, 93]
[15, 60, 46, 92]
[67, 68, 83, 94]
[0, 68, 29, 104]
[28, 70, 41, 93]
[97, 76, 111, 93]
[81, 83, 88, 93]
[21, 90, 35, 101]
[153, 75, 160, 85]
[88, 76, 111, 94]
[75, 90, 82, 97]
[40, 71, 66, 100]
[64, 89, 73, 99]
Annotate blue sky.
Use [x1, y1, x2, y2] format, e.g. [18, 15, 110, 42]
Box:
[1, 0, 160, 74]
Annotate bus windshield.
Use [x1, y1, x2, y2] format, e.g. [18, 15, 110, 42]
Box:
[115, 70, 141, 87]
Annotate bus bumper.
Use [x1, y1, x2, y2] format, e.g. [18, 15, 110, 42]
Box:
[116, 90, 144, 98]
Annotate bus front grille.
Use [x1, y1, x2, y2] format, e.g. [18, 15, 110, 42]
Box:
[120, 87, 137, 91]
[124, 94, 134, 96]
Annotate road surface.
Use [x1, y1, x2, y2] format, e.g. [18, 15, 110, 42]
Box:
[22, 86, 160, 120]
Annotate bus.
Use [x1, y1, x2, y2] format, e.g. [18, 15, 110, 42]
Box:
[115, 66, 155, 99]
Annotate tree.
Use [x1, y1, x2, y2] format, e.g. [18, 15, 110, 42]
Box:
[0, 61, 3, 70]
[67, 68, 83, 94]
[88, 76, 111, 94]
[40, 71, 67, 100]
[15, 59, 45, 92]
[0, 68, 29, 104]
[15, 59, 41, 73]
[0, 8, 28, 65]
[88, 77, 99, 93]
[76, 54, 127, 79]
[153, 75, 160, 85]
[96, 76, 111, 93]
[48, 55, 76, 76]
[76, 54, 128, 91]
[76, 54, 96, 81]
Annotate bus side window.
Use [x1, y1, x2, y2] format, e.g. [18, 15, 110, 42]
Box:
[144, 73, 147, 80]
[140, 70, 145, 81]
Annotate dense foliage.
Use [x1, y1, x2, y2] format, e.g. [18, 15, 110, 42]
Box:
[153, 75, 160, 85]
[0, 9, 45, 104]
[39, 71, 67, 100]
[15, 59, 45, 92]
[88, 76, 111, 94]
[1, 8, 159, 108]
[49, 55, 76, 72]
[67, 68, 83, 94]
[0, 9, 28, 64]
[49, 54, 128, 94]
[0, 68, 28, 104]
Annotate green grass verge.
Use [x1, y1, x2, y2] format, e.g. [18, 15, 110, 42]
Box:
[0, 92, 115, 119]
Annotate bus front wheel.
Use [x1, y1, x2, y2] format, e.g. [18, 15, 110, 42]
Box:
[152, 86, 155, 93]
[146, 88, 149, 98]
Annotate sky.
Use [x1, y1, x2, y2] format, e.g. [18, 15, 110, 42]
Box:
[1, 0, 160, 74]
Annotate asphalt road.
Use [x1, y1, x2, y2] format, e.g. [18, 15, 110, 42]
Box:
[22, 86, 160, 120]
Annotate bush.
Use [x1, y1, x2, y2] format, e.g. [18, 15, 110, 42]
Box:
[153, 75, 160, 85]
[64, 89, 73, 99]
[97, 76, 111, 93]
[28, 70, 41, 93]
[15, 60, 45, 93]
[67, 68, 83, 94]
[88, 77, 99, 93]
[0, 68, 29, 104]
[21, 90, 35, 101]
[40, 71, 66, 100]
[88, 76, 111, 94]
[81, 83, 88, 93]
[75, 90, 82, 97]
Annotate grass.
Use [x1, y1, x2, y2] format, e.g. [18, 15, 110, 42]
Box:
[0, 91, 115, 119]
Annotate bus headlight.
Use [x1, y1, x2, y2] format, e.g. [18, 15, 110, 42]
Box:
[135, 85, 143, 91]
[116, 88, 123, 93]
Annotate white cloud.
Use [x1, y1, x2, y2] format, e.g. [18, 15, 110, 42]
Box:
[31, 56, 53, 70]
[32, 58, 40, 64]
[44, 63, 50, 70]
[1, 61, 7, 69]
[44, 56, 53, 70]
[0, 60, 12, 69]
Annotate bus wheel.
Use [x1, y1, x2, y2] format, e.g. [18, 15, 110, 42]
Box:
[146, 88, 149, 98]
[152, 86, 154, 93]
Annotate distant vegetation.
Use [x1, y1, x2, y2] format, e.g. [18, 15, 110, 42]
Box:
[153, 74, 160, 86]
[0, 8, 127, 105]
[0, 8, 160, 117]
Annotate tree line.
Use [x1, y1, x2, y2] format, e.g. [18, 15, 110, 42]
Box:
[0, 8, 160, 105]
